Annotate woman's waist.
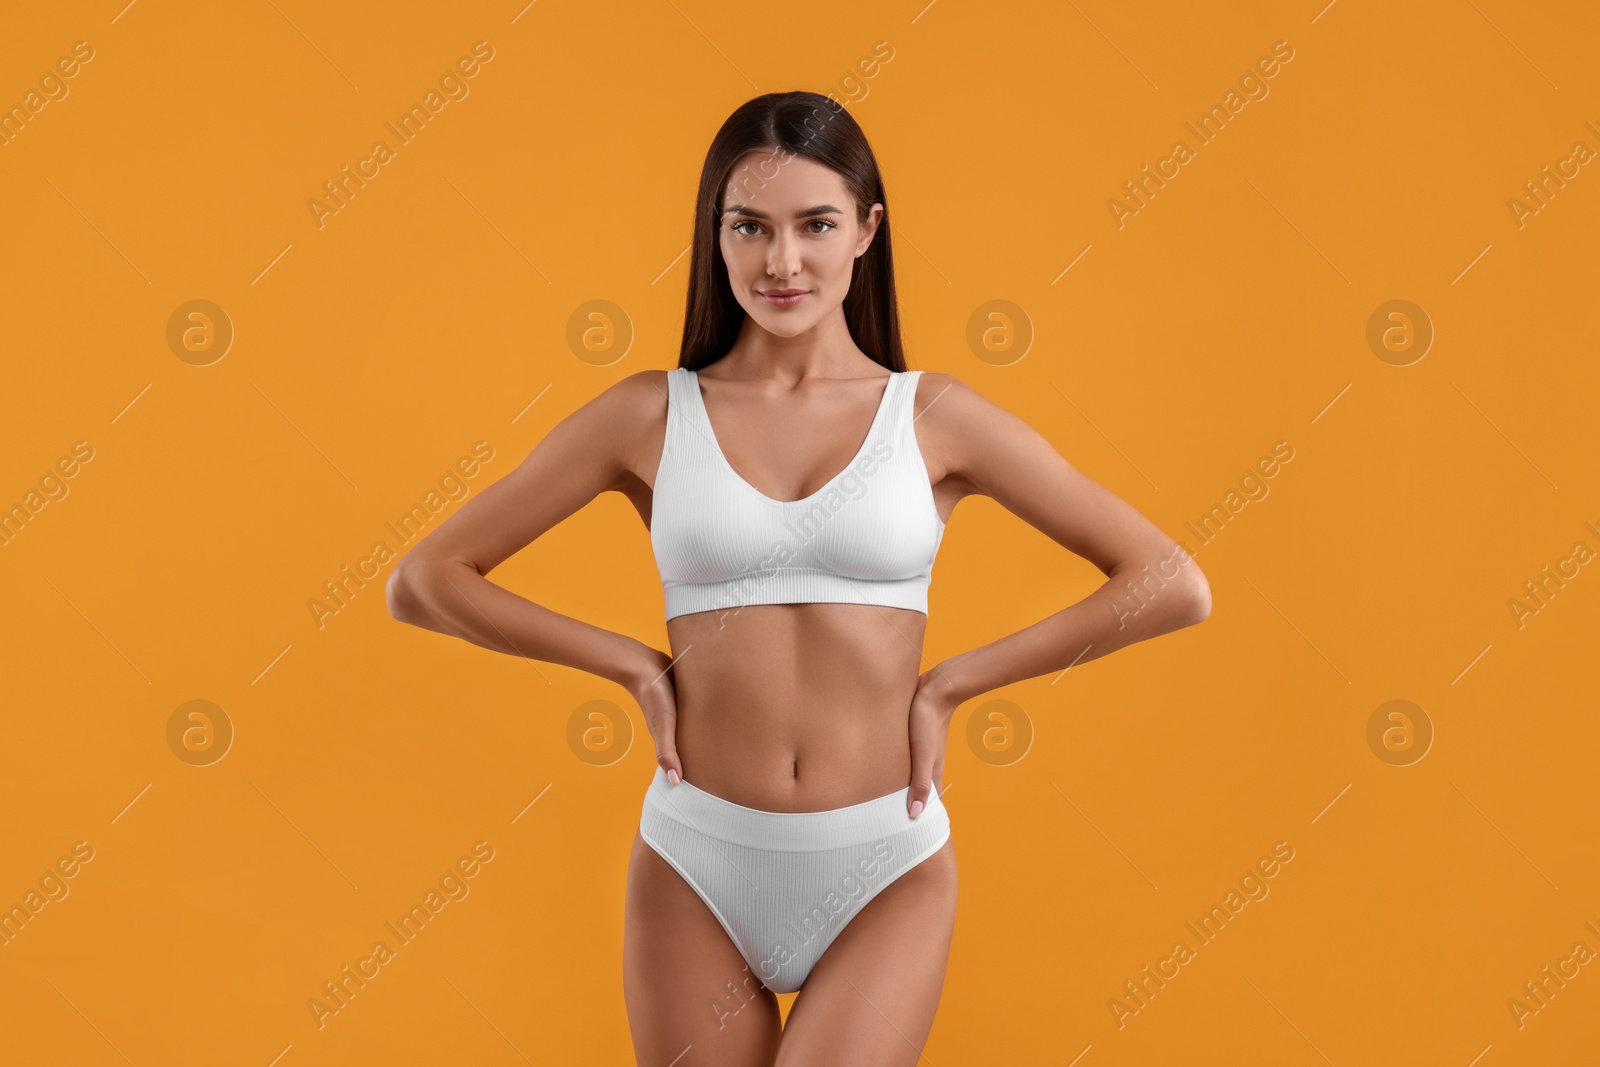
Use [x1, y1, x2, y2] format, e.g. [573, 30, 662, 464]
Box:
[672, 703, 914, 811]
[641, 765, 948, 851]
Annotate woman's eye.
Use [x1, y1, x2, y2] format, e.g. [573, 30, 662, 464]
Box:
[730, 220, 836, 236]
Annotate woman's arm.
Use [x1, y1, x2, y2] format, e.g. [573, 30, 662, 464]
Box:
[386, 371, 681, 772]
[905, 373, 1211, 815]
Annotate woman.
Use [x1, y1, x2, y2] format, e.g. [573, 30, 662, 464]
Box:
[387, 91, 1211, 1065]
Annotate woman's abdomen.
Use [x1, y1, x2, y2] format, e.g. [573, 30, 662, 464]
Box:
[665, 603, 927, 812]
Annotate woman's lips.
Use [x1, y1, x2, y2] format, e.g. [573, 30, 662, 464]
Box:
[760, 290, 808, 307]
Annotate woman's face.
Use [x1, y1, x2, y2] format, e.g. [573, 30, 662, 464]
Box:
[718, 150, 884, 338]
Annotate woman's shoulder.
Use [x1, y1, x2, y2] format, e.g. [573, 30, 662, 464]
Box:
[907, 369, 1036, 468]
[908, 369, 981, 417]
[603, 368, 675, 410]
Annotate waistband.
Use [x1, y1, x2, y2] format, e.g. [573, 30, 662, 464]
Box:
[642, 765, 949, 852]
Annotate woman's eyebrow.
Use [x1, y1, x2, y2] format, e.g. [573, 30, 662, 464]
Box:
[723, 203, 844, 220]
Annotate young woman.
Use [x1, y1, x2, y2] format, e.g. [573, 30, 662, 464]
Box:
[387, 91, 1211, 1065]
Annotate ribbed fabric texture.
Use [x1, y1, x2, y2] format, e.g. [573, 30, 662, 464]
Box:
[638, 766, 952, 993]
[651, 367, 946, 622]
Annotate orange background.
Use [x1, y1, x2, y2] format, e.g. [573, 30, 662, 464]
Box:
[3, 0, 1598, 1063]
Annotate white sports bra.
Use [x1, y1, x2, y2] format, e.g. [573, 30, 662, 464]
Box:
[651, 367, 946, 621]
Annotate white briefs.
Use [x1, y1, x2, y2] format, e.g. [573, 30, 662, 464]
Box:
[637, 765, 952, 994]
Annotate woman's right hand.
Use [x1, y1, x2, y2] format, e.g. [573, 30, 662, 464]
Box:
[627, 645, 683, 786]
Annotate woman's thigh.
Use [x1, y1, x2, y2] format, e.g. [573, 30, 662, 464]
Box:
[775, 837, 958, 1066]
[622, 830, 782, 1067]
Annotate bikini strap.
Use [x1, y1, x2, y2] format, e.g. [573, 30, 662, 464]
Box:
[891, 369, 924, 446]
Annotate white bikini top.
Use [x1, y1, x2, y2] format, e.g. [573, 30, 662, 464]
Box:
[651, 367, 946, 621]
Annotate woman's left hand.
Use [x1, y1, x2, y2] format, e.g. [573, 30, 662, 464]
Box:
[906, 661, 964, 818]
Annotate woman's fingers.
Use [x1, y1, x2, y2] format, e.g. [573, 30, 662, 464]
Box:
[907, 703, 943, 818]
[648, 704, 682, 785]
[657, 728, 682, 784]
[632, 652, 684, 786]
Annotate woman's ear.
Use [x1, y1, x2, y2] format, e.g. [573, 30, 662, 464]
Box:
[857, 202, 885, 256]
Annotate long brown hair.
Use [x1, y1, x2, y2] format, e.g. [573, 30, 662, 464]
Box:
[677, 91, 907, 373]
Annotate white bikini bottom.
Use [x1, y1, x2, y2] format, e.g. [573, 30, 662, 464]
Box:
[637, 765, 952, 994]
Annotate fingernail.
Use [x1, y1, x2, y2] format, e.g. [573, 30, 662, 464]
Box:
[667, 768, 680, 786]
[909, 799, 924, 819]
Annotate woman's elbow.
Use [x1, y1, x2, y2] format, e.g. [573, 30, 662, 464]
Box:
[1182, 572, 1212, 626]
[386, 556, 431, 624]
